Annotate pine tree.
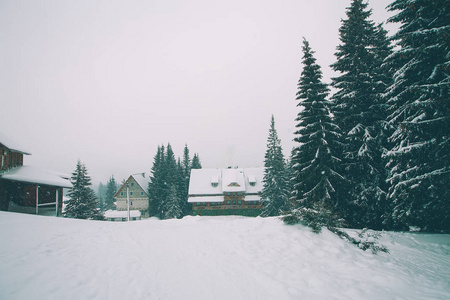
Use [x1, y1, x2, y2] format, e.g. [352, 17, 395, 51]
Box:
[104, 176, 117, 210]
[148, 145, 165, 217]
[291, 38, 345, 213]
[260, 115, 290, 217]
[383, 0, 450, 232]
[97, 182, 105, 211]
[330, 0, 393, 228]
[181, 144, 192, 215]
[161, 184, 182, 220]
[191, 153, 202, 169]
[176, 158, 189, 216]
[64, 160, 104, 220]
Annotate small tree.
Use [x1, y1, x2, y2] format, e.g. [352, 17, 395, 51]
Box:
[260, 115, 290, 217]
[191, 153, 202, 169]
[161, 184, 182, 220]
[104, 176, 117, 210]
[64, 160, 104, 220]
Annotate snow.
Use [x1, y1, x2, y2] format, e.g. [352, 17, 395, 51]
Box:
[0, 165, 72, 188]
[130, 173, 151, 193]
[104, 210, 141, 218]
[1, 212, 449, 300]
[0, 131, 31, 155]
[188, 168, 264, 196]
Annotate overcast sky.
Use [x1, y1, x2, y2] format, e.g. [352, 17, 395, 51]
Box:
[1, 0, 398, 184]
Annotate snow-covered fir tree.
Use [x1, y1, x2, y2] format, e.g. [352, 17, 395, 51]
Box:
[181, 144, 192, 215]
[191, 153, 202, 169]
[148, 145, 165, 217]
[161, 184, 182, 220]
[291, 38, 345, 213]
[260, 115, 290, 217]
[104, 175, 117, 211]
[64, 160, 104, 220]
[383, 0, 450, 232]
[330, 0, 393, 229]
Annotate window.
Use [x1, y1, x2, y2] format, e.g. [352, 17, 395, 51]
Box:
[130, 192, 133, 196]
[249, 182, 256, 187]
[227, 201, 231, 205]
[238, 200, 242, 205]
[141, 192, 144, 196]
[130, 201, 133, 206]
[211, 182, 218, 188]
[121, 192, 123, 196]
[131, 182, 134, 187]
[197, 202, 201, 206]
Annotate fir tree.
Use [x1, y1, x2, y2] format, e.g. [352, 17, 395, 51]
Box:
[97, 182, 105, 211]
[148, 145, 165, 217]
[330, 0, 393, 228]
[161, 184, 182, 220]
[191, 153, 202, 169]
[64, 160, 104, 220]
[104, 176, 117, 210]
[260, 115, 290, 217]
[291, 38, 345, 214]
[383, 0, 450, 232]
[181, 144, 192, 215]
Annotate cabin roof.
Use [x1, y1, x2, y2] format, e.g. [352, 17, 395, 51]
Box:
[0, 165, 72, 188]
[188, 167, 264, 201]
[114, 173, 151, 198]
[0, 131, 31, 155]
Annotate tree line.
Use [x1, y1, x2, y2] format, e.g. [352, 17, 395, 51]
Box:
[261, 0, 449, 233]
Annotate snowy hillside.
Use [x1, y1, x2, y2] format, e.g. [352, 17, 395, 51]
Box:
[1, 212, 449, 300]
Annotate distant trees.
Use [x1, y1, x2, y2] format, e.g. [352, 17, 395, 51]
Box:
[64, 160, 104, 220]
[260, 115, 290, 217]
[148, 143, 201, 219]
[104, 176, 117, 211]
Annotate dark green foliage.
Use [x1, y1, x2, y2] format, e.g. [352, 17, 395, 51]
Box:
[292, 38, 345, 209]
[64, 160, 104, 220]
[383, 0, 450, 232]
[260, 115, 290, 217]
[148, 143, 200, 219]
[282, 202, 346, 233]
[191, 153, 202, 169]
[330, 0, 393, 229]
[104, 176, 117, 211]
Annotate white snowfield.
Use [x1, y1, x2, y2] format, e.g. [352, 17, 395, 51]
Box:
[0, 212, 449, 300]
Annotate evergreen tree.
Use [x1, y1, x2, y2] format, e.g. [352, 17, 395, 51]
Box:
[330, 0, 393, 228]
[161, 184, 182, 219]
[260, 115, 290, 217]
[383, 0, 450, 232]
[191, 153, 202, 169]
[148, 145, 165, 217]
[104, 176, 117, 210]
[176, 158, 189, 216]
[97, 182, 106, 211]
[181, 144, 192, 215]
[291, 39, 345, 212]
[64, 160, 104, 220]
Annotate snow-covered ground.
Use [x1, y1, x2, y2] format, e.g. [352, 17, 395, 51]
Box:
[1, 212, 449, 300]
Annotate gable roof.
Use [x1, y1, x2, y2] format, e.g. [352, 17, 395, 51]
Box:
[0, 131, 31, 155]
[188, 167, 264, 199]
[0, 165, 72, 188]
[114, 173, 151, 198]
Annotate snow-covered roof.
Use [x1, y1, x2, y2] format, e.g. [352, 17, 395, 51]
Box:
[0, 165, 72, 188]
[0, 131, 31, 155]
[188, 195, 224, 203]
[188, 168, 264, 201]
[104, 210, 141, 218]
[131, 173, 151, 193]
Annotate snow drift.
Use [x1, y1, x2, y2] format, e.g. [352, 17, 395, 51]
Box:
[0, 212, 449, 300]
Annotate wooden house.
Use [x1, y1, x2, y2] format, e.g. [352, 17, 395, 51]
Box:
[0, 131, 72, 216]
[188, 167, 264, 216]
[114, 173, 151, 217]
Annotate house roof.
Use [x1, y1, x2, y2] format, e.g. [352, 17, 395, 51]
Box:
[0, 165, 72, 188]
[188, 167, 264, 202]
[114, 173, 151, 198]
[0, 131, 31, 155]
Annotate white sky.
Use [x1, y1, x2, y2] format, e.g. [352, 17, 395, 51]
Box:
[0, 0, 397, 184]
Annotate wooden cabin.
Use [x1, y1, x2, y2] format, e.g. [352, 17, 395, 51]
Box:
[0, 131, 71, 216]
[188, 167, 264, 216]
[114, 173, 151, 217]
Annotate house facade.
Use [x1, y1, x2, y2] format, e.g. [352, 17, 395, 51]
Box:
[188, 167, 264, 216]
[114, 173, 150, 217]
[0, 131, 72, 216]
